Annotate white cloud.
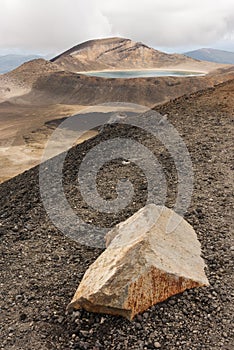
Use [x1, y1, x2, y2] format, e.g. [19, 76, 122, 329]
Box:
[0, 0, 111, 53]
[100, 0, 234, 48]
[0, 0, 233, 54]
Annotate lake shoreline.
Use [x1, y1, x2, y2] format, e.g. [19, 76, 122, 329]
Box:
[78, 66, 207, 73]
[77, 67, 206, 78]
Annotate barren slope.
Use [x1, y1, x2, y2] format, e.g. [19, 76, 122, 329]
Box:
[8, 65, 234, 107]
[0, 62, 233, 184]
[0, 40, 233, 185]
[0, 59, 60, 102]
[0, 79, 233, 350]
[52, 37, 224, 73]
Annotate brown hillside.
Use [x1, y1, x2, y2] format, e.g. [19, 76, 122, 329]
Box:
[11, 65, 234, 107]
[0, 59, 61, 102]
[51, 37, 224, 73]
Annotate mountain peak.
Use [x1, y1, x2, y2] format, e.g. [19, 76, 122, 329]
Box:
[184, 48, 234, 64]
[51, 37, 132, 61]
[51, 37, 196, 72]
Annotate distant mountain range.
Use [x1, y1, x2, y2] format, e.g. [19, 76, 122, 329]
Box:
[0, 37, 228, 104]
[184, 48, 234, 65]
[0, 37, 233, 108]
[1, 41, 231, 75]
[51, 37, 213, 72]
[0, 54, 42, 74]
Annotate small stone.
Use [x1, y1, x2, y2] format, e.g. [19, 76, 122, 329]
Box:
[19, 313, 27, 321]
[154, 341, 161, 348]
[77, 341, 89, 349]
[135, 322, 142, 330]
[80, 330, 89, 337]
[71, 311, 80, 322]
[100, 317, 105, 324]
[57, 316, 64, 324]
[136, 314, 143, 322]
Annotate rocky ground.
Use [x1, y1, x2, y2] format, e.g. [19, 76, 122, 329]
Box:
[0, 80, 233, 349]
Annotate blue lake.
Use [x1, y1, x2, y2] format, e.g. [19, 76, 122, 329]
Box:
[83, 69, 205, 79]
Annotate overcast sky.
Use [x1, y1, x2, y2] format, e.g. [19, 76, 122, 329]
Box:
[0, 0, 233, 56]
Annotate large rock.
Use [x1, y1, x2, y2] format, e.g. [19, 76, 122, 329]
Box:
[68, 205, 209, 320]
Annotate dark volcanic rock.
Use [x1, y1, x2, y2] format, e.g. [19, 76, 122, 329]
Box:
[0, 79, 233, 349]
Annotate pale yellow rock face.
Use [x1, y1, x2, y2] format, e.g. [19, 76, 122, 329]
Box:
[68, 205, 209, 320]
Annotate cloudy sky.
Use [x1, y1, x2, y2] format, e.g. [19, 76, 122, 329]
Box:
[0, 0, 233, 56]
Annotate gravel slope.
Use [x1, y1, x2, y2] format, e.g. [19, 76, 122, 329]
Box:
[0, 80, 233, 350]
